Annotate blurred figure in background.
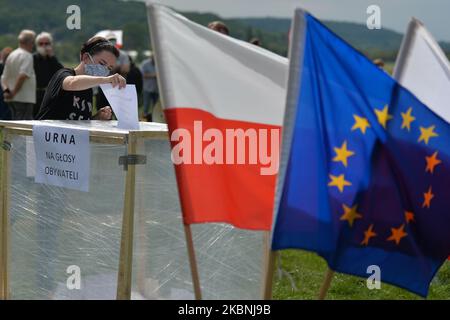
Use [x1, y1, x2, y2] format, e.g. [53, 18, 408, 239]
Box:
[105, 33, 130, 76]
[250, 38, 261, 46]
[0, 47, 13, 71]
[0, 47, 13, 119]
[1, 30, 36, 120]
[126, 54, 143, 99]
[373, 58, 385, 69]
[140, 52, 158, 122]
[33, 32, 64, 118]
[208, 21, 230, 35]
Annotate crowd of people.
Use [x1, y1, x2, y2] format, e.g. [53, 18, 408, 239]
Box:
[0, 21, 255, 123]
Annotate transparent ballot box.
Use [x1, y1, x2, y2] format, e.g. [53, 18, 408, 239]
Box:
[0, 121, 266, 300]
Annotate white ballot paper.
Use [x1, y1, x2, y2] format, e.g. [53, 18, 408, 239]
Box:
[33, 124, 90, 192]
[100, 84, 140, 130]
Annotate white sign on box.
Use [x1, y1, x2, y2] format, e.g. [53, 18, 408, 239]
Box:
[33, 125, 90, 192]
[100, 84, 140, 130]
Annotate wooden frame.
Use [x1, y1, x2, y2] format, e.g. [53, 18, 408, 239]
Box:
[116, 132, 138, 300]
[0, 129, 11, 299]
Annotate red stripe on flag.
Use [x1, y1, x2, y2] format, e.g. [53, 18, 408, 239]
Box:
[165, 108, 281, 231]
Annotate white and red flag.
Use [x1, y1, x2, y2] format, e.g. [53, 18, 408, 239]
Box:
[394, 18, 450, 123]
[148, 4, 288, 230]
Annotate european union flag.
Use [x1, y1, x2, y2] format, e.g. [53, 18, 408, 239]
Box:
[272, 10, 450, 297]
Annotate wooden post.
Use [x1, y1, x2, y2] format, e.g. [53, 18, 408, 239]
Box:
[261, 231, 276, 300]
[116, 133, 138, 300]
[183, 224, 202, 300]
[318, 268, 335, 300]
[135, 180, 147, 296]
[132, 138, 147, 297]
[262, 251, 277, 300]
[0, 131, 11, 300]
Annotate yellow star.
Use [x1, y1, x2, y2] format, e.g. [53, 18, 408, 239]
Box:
[375, 105, 393, 129]
[361, 224, 377, 246]
[328, 174, 352, 193]
[401, 107, 415, 131]
[387, 224, 408, 245]
[418, 125, 438, 145]
[425, 151, 442, 174]
[340, 204, 363, 227]
[351, 115, 371, 134]
[332, 141, 355, 167]
[422, 186, 434, 209]
[405, 211, 415, 224]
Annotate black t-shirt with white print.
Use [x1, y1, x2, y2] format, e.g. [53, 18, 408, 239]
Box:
[37, 68, 94, 120]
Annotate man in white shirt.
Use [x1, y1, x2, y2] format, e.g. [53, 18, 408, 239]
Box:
[1, 29, 36, 120]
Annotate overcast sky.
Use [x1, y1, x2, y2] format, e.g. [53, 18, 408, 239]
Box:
[148, 0, 450, 41]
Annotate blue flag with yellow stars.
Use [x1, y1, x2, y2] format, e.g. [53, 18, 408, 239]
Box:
[272, 9, 450, 297]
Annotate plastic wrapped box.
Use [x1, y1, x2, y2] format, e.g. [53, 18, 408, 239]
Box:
[0, 120, 266, 300]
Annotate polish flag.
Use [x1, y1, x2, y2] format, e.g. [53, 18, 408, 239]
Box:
[147, 4, 288, 230]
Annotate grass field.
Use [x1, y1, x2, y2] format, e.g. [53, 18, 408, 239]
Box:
[273, 250, 450, 300]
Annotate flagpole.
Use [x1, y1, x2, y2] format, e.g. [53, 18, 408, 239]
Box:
[184, 224, 202, 300]
[262, 250, 277, 299]
[318, 268, 335, 300]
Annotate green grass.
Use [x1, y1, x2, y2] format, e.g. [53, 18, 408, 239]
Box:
[273, 250, 450, 300]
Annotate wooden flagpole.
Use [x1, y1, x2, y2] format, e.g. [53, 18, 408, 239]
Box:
[262, 231, 276, 300]
[318, 268, 335, 300]
[262, 250, 277, 300]
[184, 224, 202, 300]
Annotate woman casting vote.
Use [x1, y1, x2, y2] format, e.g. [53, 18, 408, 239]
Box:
[36, 37, 126, 120]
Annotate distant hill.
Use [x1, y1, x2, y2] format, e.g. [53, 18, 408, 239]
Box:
[234, 17, 450, 59]
[0, 0, 449, 64]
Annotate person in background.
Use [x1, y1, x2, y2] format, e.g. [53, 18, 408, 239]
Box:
[33, 32, 64, 118]
[36, 36, 125, 120]
[105, 33, 130, 76]
[0, 47, 13, 119]
[250, 38, 261, 46]
[373, 58, 385, 69]
[0, 47, 13, 73]
[140, 52, 159, 122]
[208, 21, 230, 35]
[1, 30, 36, 120]
[126, 54, 143, 98]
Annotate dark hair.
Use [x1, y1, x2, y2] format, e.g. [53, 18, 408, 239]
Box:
[80, 36, 119, 59]
[207, 21, 230, 35]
